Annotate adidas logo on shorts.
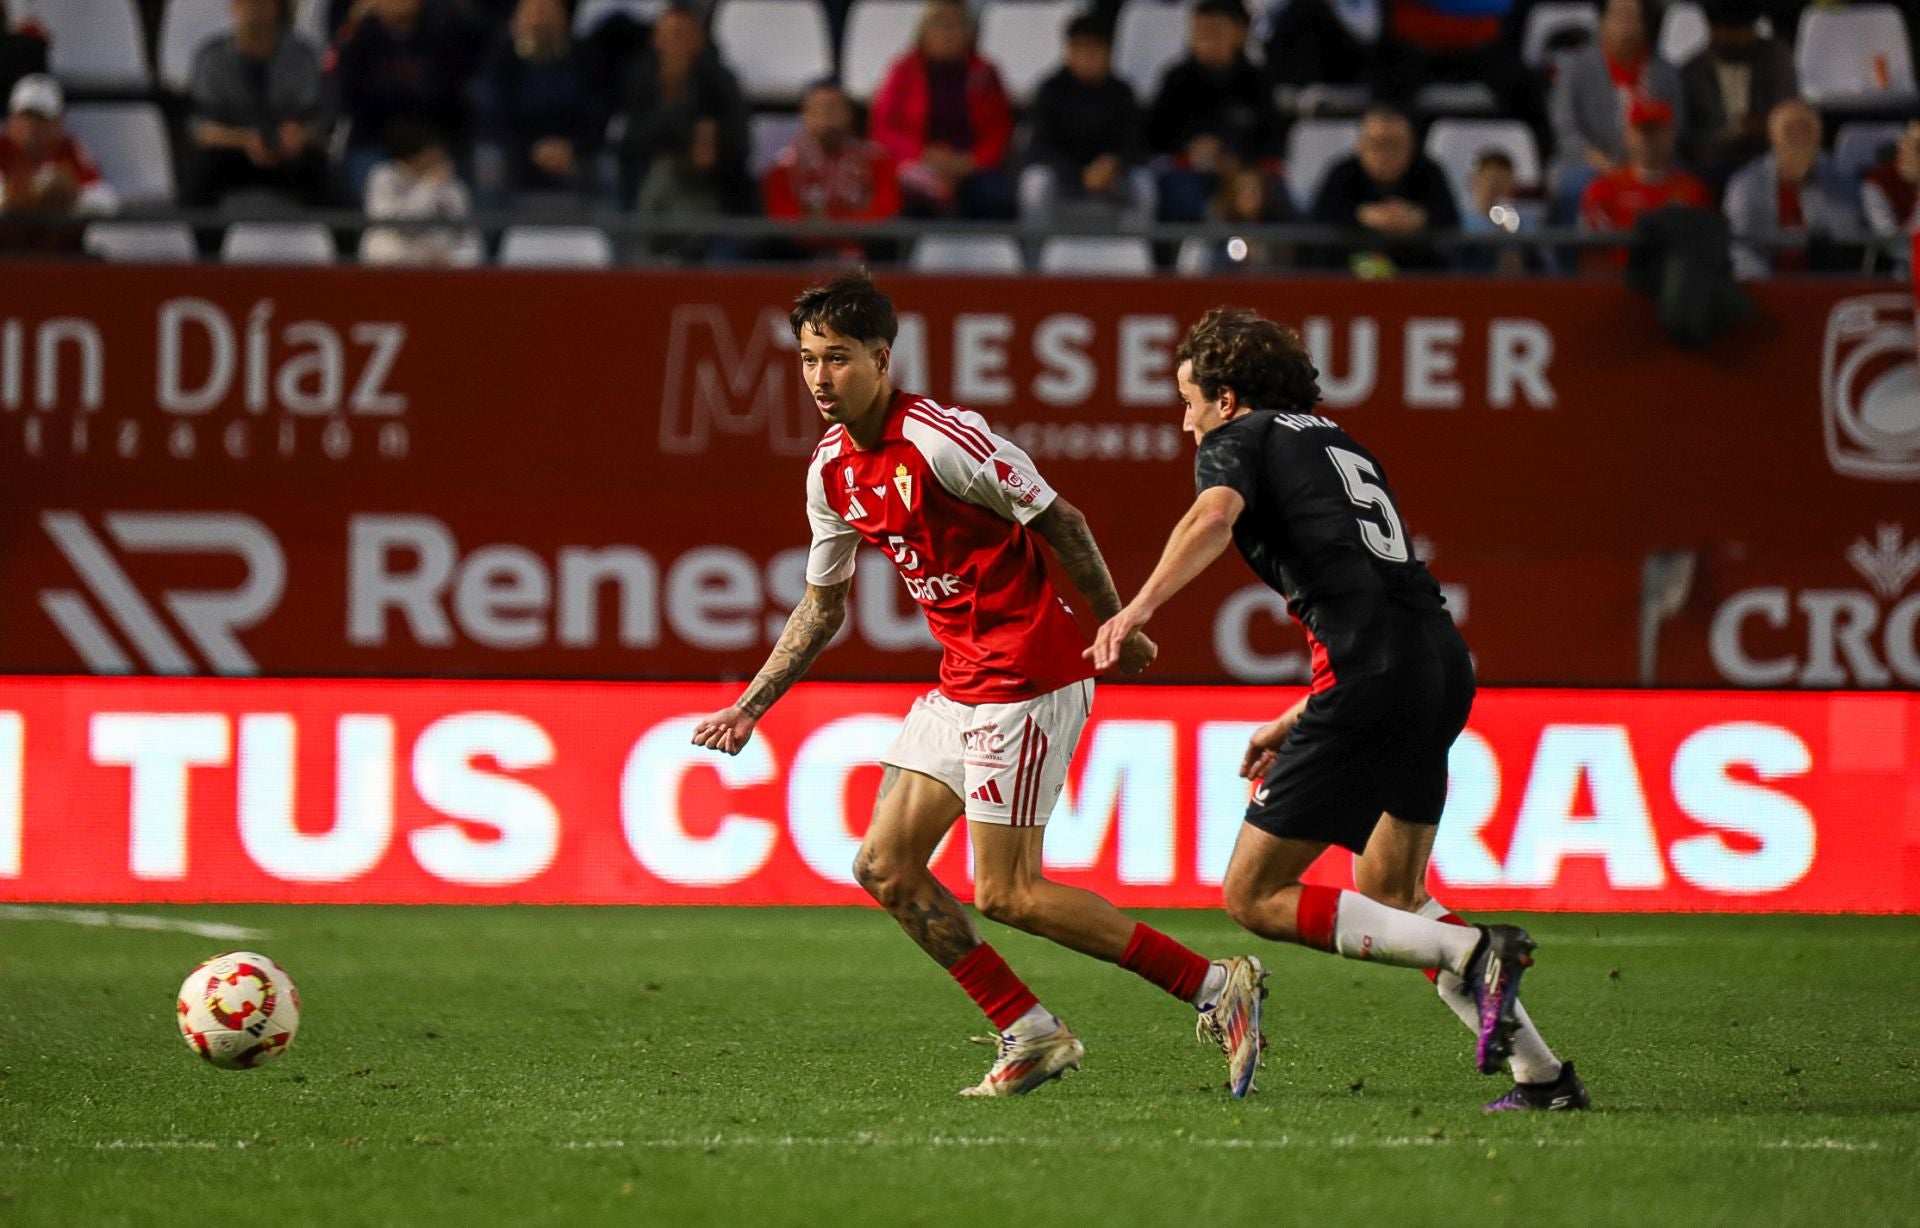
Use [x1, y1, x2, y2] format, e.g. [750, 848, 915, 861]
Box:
[968, 780, 1006, 805]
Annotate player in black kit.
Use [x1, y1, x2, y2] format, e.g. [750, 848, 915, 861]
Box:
[1089, 308, 1588, 1110]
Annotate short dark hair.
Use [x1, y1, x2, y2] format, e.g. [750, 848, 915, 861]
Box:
[1175, 308, 1320, 414]
[1473, 147, 1515, 172]
[1360, 102, 1413, 130]
[1065, 13, 1111, 43]
[383, 116, 444, 161]
[790, 269, 898, 346]
[1193, 0, 1250, 25]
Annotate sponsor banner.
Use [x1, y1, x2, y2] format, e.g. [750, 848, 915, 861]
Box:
[0, 267, 1915, 687]
[1, 676, 1914, 912]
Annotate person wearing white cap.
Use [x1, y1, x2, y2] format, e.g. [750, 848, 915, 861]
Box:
[0, 72, 117, 248]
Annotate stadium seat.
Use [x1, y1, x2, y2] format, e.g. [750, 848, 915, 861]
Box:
[1426, 118, 1543, 206]
[842, 0, 921, 101]
[1658, 2, 1708, 67]
[221, 222, 337, 264]
[1797, 4, 1919, 104]
[712, 0, 833, 106]
[498, 225, 615, 267]
[83, 222, 198, 263]
[1834, 120, 1906, 183]
[64, 104, 176, 205]
[1520, 1, 1597, 69]
[39, 0, 151, 89]
[572, 0, 667, 35]
[1284, 118, 1361, 207]
[908, 234, 1025, 273]
[1114, 0, 1187, 99]
[1412, 81, 1498, 115]
[748, 112, 802, 177]
[159, 0, 234, 92]
[978, 0, 1078, 106]
[1036, 235, 1153, 276]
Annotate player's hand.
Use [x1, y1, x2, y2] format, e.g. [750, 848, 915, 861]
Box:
[691, 706, 757, 756]
[1239, 711, 1301, 780]
[1116, 629, 1157, 675]
[1085, 604, 1151, 671]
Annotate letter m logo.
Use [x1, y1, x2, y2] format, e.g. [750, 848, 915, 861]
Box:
[659, 305, 809, 456]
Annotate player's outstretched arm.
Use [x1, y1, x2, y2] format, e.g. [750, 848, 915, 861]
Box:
[1030, 497, 1157, 674]
[691, 578, 851, 755]
[1087, 486, 1245, 670]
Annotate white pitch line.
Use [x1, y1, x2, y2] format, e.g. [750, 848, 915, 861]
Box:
[0, 905, 266, 941]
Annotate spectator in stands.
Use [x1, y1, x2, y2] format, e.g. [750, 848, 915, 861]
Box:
[1458, 147, 1542, 273]
[360, 117, 483, 265]
[1678, 0, 1797, 191]
[471, 0, 606, 203]
[762, 78, 900, 261]
[621, 1, 754, 256]
[1549, 0, 1684, 219]
[1862, 120, 1920, 261]
[184, 0, 331, 209]
[333, 0, 488, 199]
[1369, 0, 1545, 143]
[1309, 104, 1460, 272]
[1018, 14, 1153, 229]
[1264, 0, 1371, 97]
[869, 0, 1016, 219]
[1580, 96, 1711, 266]
[1724, 98, 1862, 277]
[1146, 0, 1280, 222]
[0, 0, 48, 104]
[0, 74, 113, 253]
[1178, 164, 1301, 274]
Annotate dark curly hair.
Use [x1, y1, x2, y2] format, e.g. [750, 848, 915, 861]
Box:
[790, 269, 898, 346]
[1174, 308, 1321, 413]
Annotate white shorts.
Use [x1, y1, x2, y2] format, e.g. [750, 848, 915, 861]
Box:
[882, 679, 1094, 827]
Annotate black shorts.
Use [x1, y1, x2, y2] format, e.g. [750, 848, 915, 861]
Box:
[1245, 615, 1476, 854]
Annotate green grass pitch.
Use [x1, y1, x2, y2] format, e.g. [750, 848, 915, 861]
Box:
[2, 906, 1916, 1227]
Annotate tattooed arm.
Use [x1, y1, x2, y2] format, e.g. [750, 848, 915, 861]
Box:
[1030, 497, 1156, 674]
[690, 579, 851, 755]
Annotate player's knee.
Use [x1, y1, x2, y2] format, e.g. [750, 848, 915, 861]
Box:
[852, 846, 909, 907]
[972, 880, 1036, 932]
[1221, 879, 1263, 935]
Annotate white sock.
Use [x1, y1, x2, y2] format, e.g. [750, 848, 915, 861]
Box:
[1191, 962, 1228, 1008]
[1330, 890, 1479, 974]
[1417, 899, 1562, 1084]
[1008, 1003, 1057, 1038]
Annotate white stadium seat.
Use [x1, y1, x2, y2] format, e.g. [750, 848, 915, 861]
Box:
[1036, 235, 1153, 276]
[908, 234, 1025, 273]
[1115, 0, 1187, 98]
[1834, 121, 1906, 183]
[978, 0, 1078, 106]
[749, 112, 802, 177]
[1658, 2, 1708, 67]
[842, 0, 922, 101]
[1426, 118, 1542, 206]
[65, 104, 176, 205]
[84, 222, 198, 263]
[159, 0, 235, 92]
[1413, 81, 1497, 114]
[39, 0, 151, 88]
[1285, 118, 1360, 206]
[1520, 1, 1597, 68]
[1797, 4, 1918, 104]
[221, 222, 337, 264]
[572, 0, 667, 35]
[498, 225, 615, 267]
[712, 0, 833, 106]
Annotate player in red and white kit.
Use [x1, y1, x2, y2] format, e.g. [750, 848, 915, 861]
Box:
[693, 272, 1265, 1097]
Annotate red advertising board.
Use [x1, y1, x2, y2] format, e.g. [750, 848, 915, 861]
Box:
[2, 677, 1914, 912]
[0, 265, 1915, 689]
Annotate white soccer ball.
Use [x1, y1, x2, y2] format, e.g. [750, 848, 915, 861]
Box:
[176, 951, 301, 1070]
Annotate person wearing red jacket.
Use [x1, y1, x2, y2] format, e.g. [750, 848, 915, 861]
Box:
[868, 0, 1014, 219]
[763, 79, 902, 261]
[1579, 95, 1711, 267]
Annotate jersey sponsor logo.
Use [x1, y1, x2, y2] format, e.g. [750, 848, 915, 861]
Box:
[902, 572, 968, 602]
[993, 460, 1041, 509]
[1821, 294, 1920, 481]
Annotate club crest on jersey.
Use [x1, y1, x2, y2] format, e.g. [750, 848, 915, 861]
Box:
[993, 459, 1040, 508]
[893, 463, 914, 509]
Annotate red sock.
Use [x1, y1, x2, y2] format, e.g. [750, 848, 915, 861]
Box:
[1296, 884, 1342, 953]
[1120, 923, 1212, 1002]
[1423, 910, 1470, 983]
[949, 944, 1040, 1030]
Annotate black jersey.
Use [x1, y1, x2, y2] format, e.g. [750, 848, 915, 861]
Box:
[1195, 409, 1447, 689]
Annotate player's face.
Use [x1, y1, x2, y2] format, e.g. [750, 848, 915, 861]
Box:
[799, 323, 890, 428]
[1176, 359, 1234, 445]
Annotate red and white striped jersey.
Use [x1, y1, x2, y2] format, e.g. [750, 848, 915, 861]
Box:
[805, 390, 1094, 704]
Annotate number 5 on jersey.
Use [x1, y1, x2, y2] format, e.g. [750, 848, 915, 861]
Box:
[1327, 446, 1409, 563]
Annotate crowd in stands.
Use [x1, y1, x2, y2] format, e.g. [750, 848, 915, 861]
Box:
[0, 0, 1916, 273]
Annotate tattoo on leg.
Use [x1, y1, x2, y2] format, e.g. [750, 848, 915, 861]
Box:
[897, 882, 980, 968]
[876, 765, 901, 802]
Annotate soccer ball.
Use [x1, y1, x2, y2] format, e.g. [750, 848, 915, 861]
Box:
[176, 951, 301, 1070]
